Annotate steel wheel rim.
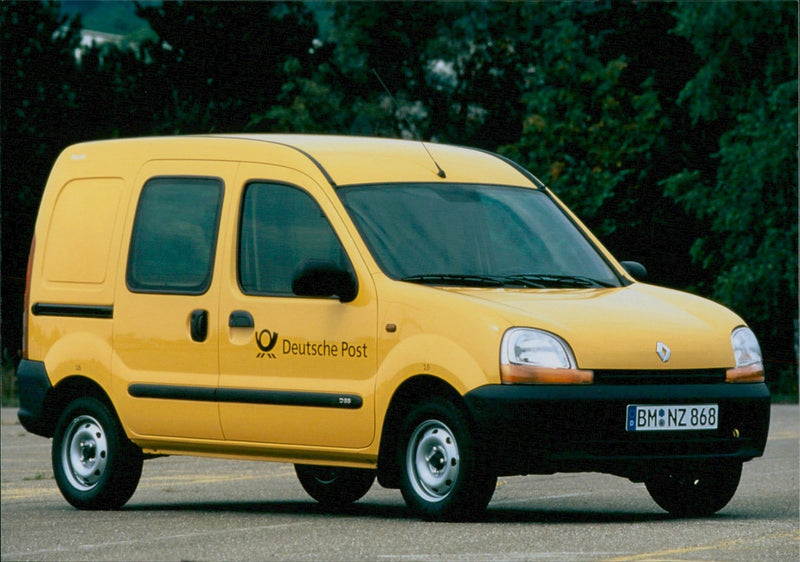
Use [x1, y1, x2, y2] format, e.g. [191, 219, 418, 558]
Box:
[61, 415, 108, 491]
[406, 419, 460, 502]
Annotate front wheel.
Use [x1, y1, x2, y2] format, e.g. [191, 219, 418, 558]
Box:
[645, 461, 743, 517]
[52, 397, 143, 510]
[295, 464, 376, 508]
[399, 398, 496, 521]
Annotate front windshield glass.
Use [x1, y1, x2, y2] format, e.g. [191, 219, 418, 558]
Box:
[338, 183, 621, 289]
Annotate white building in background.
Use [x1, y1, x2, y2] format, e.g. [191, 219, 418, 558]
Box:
[57, 27, 139, 62]
[76, 29, 135, 62]
[79, 29, 127, 49]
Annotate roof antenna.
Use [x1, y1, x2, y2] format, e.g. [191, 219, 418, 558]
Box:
[372, 69, 446, 179]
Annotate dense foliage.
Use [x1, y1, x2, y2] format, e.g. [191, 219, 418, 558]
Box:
[1, 1, 797, 396]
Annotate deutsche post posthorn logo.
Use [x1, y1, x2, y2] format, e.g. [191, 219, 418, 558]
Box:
[656, 341, 671, 363]
[256, 329, 279, 359]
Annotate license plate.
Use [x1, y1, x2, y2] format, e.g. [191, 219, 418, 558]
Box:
[626, 404, 718, 432]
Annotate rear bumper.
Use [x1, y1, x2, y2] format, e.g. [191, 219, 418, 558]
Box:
[16, 359, 54, 437]
[463, 382, 770, 479]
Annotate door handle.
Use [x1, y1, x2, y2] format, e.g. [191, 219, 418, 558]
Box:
[229, 310, 254, 328]
[190, 309, 208, 342]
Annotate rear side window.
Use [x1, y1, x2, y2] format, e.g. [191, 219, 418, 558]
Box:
[127, 177, 223, 294]
[239, 182, 351, 296]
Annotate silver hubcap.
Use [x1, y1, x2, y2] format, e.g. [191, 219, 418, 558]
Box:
[406, 419, 460, 502]
[61, 415, 108, 491]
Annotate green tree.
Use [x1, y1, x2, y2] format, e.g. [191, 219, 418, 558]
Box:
[664, 2, 798, 394]
[499, 3, 711, 289]
[328, 2, 528, 147]
[3, 0, 795, 399]
[1, 1, 83, 361]
[330, 2, 713, 292]
[134, 1, 321, 133]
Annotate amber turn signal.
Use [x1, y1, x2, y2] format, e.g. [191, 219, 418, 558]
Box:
[725, 363, 765, 383]
[501, 364, 594, 384]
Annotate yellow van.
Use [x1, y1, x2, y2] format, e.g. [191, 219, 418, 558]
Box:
[18, 135, 770, 520]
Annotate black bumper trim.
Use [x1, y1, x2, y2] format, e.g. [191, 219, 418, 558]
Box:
[16, 359, 54, 437]
[464, 382, 770, 478]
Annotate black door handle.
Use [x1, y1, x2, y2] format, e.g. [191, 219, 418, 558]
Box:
[190, 309, 208, 342]
[229, 310, 254, 328]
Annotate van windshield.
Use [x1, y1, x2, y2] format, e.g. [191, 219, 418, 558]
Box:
[338, 183, 622, 288]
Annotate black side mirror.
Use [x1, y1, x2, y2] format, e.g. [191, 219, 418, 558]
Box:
[620, 261, 647, 280]
[292, 262, 358, 303]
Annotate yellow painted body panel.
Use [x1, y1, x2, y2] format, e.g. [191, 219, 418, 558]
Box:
[110, 159, 239, 441]
[216, 163, 378, 449]
[440, 284, 741, 370]
[218, 134, 535, 187]
[30, 318, 114, 389]
[26, 134, 751, 469]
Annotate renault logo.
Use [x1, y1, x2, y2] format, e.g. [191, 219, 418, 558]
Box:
[656, 342, 671, 363]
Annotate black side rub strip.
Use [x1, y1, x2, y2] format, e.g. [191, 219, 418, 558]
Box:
[128, 384, 363, 409]
[32, 303, 114, 319]
[128, 385, 215, 402]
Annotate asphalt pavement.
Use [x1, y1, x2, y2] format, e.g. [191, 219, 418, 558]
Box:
[2, 405, 797, 561]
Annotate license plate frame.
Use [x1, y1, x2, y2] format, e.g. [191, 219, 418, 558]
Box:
[626, 404, 719, 432]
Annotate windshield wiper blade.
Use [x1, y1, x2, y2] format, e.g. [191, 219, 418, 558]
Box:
[504, 273, 613, 288]
[400, 274, 506, 288]
[400, 273, 613, 289]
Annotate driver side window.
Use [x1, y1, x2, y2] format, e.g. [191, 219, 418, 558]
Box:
[238, 182, 351, 296]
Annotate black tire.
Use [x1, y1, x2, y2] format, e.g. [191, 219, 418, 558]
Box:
[295, 464, 376, 508]
[399, 398, 496, 521]
[645, 461, 743, 517]
[52, 397, 143, 510]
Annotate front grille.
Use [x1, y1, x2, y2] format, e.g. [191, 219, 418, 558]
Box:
[593, 369, 726, 385]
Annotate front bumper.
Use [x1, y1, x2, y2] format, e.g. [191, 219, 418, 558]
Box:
[464, 382, 770, 480]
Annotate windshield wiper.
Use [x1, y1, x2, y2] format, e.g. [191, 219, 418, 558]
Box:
[400, 274, 506, 288]
[400, 273, 613, 289]
[504, 273, 614, 288]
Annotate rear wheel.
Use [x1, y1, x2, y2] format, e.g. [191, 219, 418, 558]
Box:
[295, 464, 376, 508]
[645, 461, 743, 517]
[52, 397, 143, 510]
[399, 398, 496, 521]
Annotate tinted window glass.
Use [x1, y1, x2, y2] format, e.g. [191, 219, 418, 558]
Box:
[127, 177, 223, 294]
[339, 183, 620, 287]
[239, 182, 351, 296]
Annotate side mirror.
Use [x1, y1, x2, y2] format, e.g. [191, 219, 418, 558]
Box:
[292, 262, 358, 303]
[620, 261, 647, 280]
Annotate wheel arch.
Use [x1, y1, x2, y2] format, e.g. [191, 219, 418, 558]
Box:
[41, 376, 116, 438]
[376, 374, 467, 489]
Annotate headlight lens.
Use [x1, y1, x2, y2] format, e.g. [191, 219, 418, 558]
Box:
[500, 328, 593, 384]
[727, 327, 764, 383]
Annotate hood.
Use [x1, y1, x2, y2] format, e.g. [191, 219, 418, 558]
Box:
[443, 283, 744, 370]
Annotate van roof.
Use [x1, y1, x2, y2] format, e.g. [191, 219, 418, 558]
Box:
[59, 134, 539, 188]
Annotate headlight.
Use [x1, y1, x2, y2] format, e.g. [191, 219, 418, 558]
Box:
[726, 327, 764, 383]
[500, 328, 593, 384]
